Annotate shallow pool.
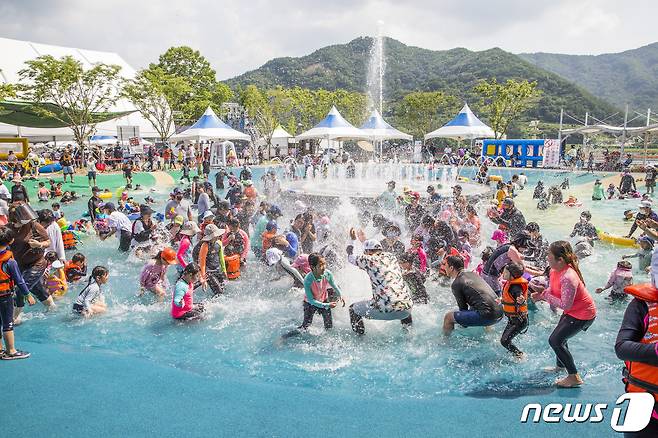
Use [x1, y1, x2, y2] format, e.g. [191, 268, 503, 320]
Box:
[6, 166, 637, 437]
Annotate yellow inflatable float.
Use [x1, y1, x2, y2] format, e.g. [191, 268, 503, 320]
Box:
[488, 175, 503, 182]
[99, 191, 113, 200]
[598, 231, 639, 248]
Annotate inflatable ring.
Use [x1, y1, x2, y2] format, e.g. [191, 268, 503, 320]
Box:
[457, 177, 469, 182]
[116, 186, 126, 198]
[597, 231, 639, 248]
[127, 213, 140, 221]
[39, 163, 63, 173]
[624, 284, 658, 302]
[99, 192, 113, 200]
[488, 175, 503, 182]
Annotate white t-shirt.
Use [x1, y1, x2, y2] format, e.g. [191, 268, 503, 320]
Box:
[87, 159, 97, 172]
[108, 211, 132, 237]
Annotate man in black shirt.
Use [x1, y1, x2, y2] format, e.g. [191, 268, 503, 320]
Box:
[443, 255, 503, 336]
[10, 175, 29, 204]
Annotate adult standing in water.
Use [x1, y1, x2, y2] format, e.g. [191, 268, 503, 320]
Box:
[489, 198, 526, 237]
[480, 231, 541, 296]
[531, 241, 596, 388]
[443, 255, 502, 336]
[346, 230, 413, 335]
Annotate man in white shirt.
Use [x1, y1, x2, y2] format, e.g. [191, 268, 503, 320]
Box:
[37, 209, 66, 261]
[100, 202, 132, 251]
[86, 155, 98, 187]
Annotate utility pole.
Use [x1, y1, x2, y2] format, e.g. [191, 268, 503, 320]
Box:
[620, 104, 629, 158]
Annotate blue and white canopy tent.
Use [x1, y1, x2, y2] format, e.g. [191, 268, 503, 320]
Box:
[296, 106, 368, 141]
[89, 135, 118, 146]
[171, 107, 250, 166]
[172, 107, 251, 142]
[360, 109, 412, 141]
[424, 103, 495, 140]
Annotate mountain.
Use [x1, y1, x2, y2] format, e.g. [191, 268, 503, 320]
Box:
[226, 37, 619, 123]
[519, 42, 658, 112]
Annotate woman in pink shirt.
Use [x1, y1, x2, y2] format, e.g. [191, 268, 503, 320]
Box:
[532, 240, 596, 388]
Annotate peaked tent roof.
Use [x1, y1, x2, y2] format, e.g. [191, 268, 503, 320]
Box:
[271, 125, 293, 139]
[171, 107, 251, 141]
[0, 36, 170, 138]
[296, 106, 368, 140]
[359, 109, 412, 141]
[424, 103, 495, 140]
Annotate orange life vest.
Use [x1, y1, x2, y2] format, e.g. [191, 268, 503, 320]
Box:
[262, 230, 276, 252]
[623, 285, 658, 403]
[225, 254, 241, 280]
[501, 277, 529, 316]
[62, 230, 77, 250]
[64, 261, 83, 282]
[0, 250, 15, 296]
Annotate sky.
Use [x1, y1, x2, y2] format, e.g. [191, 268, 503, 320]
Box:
[2, 0, 657, 80]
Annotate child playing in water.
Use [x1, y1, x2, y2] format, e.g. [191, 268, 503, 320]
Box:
[595, 260, 633, 302]
[607, 183, 619, 199]
[44, 251, 67, 299]
[476, 246, 494, 276]
[73, 266, 109, 317]
[408, 234, 428, 274]
[51, 203, 63, 220]
[500, 262, 529, 358]
[140, 247, 178, 301]
[399, 252, 429, 304]
[623, 210, 635, 221]
[592, 179, 604, 201]
[172, 263, 205, 321]
[492, 223, 509, 246]
[296, 252, 343, 332]
[569, 211, 598, 242]
[65, 253, 88, 282]
[622, 236, 654, 273]
[0, 226, 35, 360]
[37, 181, 49, 202]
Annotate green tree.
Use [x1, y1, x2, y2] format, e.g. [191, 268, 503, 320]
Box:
[18, 55, 121, 147]
[152, 46, 232, 125]
[239, 85, 278, 147]
[122, 67, 187, 142]
[392, 91, 460, 138]
[474, 78, 540, 139]
[0, 74, 15, 100]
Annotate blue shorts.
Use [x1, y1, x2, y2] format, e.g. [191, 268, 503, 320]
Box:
[63, 166, 74, 174]
[453, 310, 501, 328]
[87, 171, 97, 179]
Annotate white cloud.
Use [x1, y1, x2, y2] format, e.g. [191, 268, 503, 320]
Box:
[0, 0, 656, 79]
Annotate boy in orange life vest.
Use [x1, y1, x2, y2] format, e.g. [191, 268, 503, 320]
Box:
[65, 253, 87, 283]
[500, 262, 529, 358]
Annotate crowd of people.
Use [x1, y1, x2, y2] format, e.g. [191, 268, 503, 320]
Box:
[0, 149, 657, 435]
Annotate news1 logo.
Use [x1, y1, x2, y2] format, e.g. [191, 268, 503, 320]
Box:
[520, 393, 654, 432]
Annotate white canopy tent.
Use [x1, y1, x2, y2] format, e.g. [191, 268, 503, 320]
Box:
[171, 107, 251, 142]
[296, 106, 368, 141]
[425, 103, 495, 140]
[359, 109, 412, 141]
[0, 36, 171, 139]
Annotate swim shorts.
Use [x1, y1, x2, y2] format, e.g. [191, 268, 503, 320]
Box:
[453, 310, 501, 328]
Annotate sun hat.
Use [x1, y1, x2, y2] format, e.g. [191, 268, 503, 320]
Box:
[173, 215, 184, 225]
[179, 221, 200, 236]
[201, 224, 222, 241]
[160, 247, 178, 264]
[363, 239, 382, 251]
[202, 210, 215, 220]
[51, 260, 64, 269]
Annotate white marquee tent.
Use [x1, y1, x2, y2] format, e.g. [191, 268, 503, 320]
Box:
[424, 103, 495, 140]
[0, 36, 169, 139]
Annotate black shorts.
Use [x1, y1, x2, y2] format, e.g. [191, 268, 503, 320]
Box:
[0, 294, 15, 332]
[123, 170, 132, 178]
[118, 229, 132, 252]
